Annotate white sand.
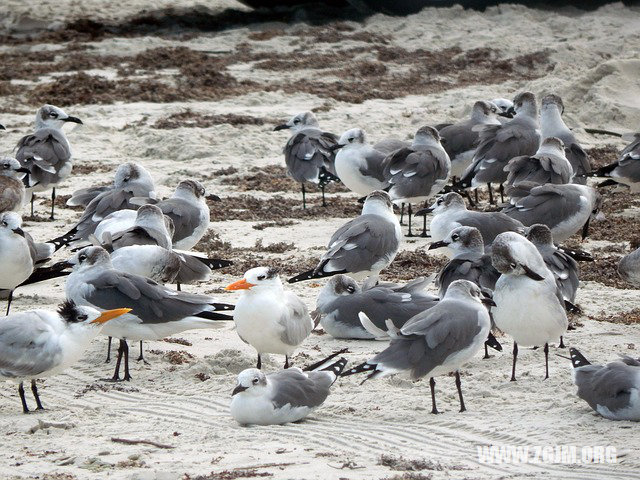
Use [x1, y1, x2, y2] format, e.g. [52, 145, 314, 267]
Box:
[0, 1, 639, 479]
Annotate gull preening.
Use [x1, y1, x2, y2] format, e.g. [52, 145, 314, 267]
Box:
[504, 137, 574, 187]
[0, 157, 28, 213]
[591, 132, 640, 192]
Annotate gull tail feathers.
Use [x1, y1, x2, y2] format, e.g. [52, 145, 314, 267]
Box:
[303, 348, 349, 372]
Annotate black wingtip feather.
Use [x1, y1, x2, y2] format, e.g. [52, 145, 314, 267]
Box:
[340, 362, 377, 377]
[18, 262, 71, 286]
[318, 167, 340, 187]
[196, 311, 234, 321]
[195, 257, 233, 270]
[303, 348, 349, 372]
[323, 358, 348, 381]
[564, 300, 582, 314]
[210, 303, 235, 311]
[486, 332, 502, 352]
[288, 268, 345, 284]
[569, 348, 591, 368]
[558, 246, 594, 262]
[47, 227, 78, 251]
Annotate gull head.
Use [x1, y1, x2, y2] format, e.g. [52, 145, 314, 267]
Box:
[0, 211, 24, 238]
[226, 266, 282, 292]
[274, 111, 319, 132]
[429, 226, 484, 254]
[413, 125, 441, 146]
[57, 299, 131, 329]
[472, 100, 500, 122]
[423, 192, 467, 215]
[334, 128, 366, 151]
[36, 104, 83, 130]
[512, 91, 537, 117]
[176, 179, 206, 199]
[524, 223, 554, 247]
[541, 94, 565, 115]
[491, 232, 546, 280]
[135, 204, 166, 228]
[490, 98, 514, 117]
[114, 162, 154, 191]
[68, 246, 112, 272]
[444, 279, 494, 307]
[232, 368, 268, 396]
[0, 157, 27, 177]
[363, 190, 394, 214]
[326, 274, 361, 297]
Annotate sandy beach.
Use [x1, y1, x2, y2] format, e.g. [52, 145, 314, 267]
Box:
[0, 1, 639, 479]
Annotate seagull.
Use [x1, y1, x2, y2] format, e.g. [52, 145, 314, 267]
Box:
[618, 240, 640, 287]
[455, 92, 541, 204]
[314, 275, 438, 339]
[330, 128, 389, 196]
[590, 132, 640, 192]
[0, 300, 131, 413]
[490, 98, 515, 118]
[540, 94, 591, 183]
[491, 232, 568, 381]
[382, 126, 451, 236]
[48, 162, 156, 251]
[226, 266, 313, 369]
[16, 104, 83, 220]
[64, 246, 234, 381]
[417, 192, 523, 255]
[502, 182, 603, 242]
[0, 157, 29, 213]
[342, 280, 493, 414]
[274, 111, 339, 208]
[504, 137, 574, 188]
[568, 347, 640, 421]
[437, 100, 501, 180]
[230, 354, 347, 425]
[288, 190, 401, 283]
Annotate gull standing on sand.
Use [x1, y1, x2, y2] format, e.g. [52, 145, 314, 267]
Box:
[230, 354, 347, 425]
[504, 137, 574, 187]
[382, 126, 451, 236]
[342, 280, 493, 414]
[568, 347, 640, 421]
[314, 275, 438, 339]
[0, 157, 29, 213]
[16, 104, 83, 219]
[491, 232, 568, 381]
[274, 111, 339, 208]
[0, 301, 130, 413]
[618, 239, 640, 286]
[49, 162, 156, 250]
[539, 94, 591, 183]
[455, 92, 541, 203]
[502, 182, 603, 242]
[226, 267, 313, 369]
[288, 190, 401, 283]
[591, 132, 640, 192]
[65, 246, 234, 381]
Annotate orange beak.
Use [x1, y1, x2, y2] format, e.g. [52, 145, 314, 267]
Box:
[225, 279, 255, 291]
[92, 308, 132, 324]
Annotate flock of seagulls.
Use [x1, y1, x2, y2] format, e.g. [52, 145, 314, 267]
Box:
[0, 92, 639, 426]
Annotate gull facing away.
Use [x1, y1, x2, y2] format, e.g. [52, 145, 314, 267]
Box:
[16, 105, 83, 219]
[314, 275, 438, 339]
[491, 232, 568, 381]
[417, 192, 523, 255]
[48, 162, 156, 250]
[226, 267, 313, 369]
[274, 111, 339, 208]
[382, 126, 451, 236]
[65, 247, 234, 381]
[504, 137, 574, 188]
[230, 354, 347, 425]
[568, 348, 640, 421]
[0, 157, 29, 213]
[342, 280, 493, 414]
[455, 92, 541, 204]
[502, 182, 603, 242]
[618, 240, 640, 287]
[590, 132, 640, 192]
[288, 190, 401, 283]
[540, 94, 591, 183]
[0, 301, 130, 413]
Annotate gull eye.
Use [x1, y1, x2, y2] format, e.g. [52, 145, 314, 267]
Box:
[437, 199, 443, 205]
[123, 176, 130, 182]
[348, 137, 354, 142]
[77, 314, 88, 321]
[1, 221, 7, 227]
[346, 285, 355, 294]
[252, 378, 259, 384]
[257, 275, 265, 281]
[293, 119, 300, 124]
[78, 254, 87, 263]
[49, 112, 58, 118]
[510, 263, 517, 269]
[451, 234, 459, 241]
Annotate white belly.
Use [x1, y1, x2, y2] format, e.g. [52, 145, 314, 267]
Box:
[0, 239, 32, 289]
[335, 157, 384, 196]
[234, 296, 294, 355]
[173, 207, 209, 250]
[230, 394, 313, 425]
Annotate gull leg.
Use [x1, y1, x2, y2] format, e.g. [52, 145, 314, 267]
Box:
[559, 336, 565, 349]
[284, 356, 290, 369]
[483, 341, 490, 359]
[419, 214, 429, 237]
[106, 336, 112, 363]
[301, 184, 306, 210]
[474, 189, 479, 204]
[50, 187, 56, 220]
[256, 354, 262, 370]
[321, 184, 327, 207]
[429, 377, 439, 414]
[18, 382, 29, 414]
[487, 183, 494, 205]
[122, 340, 131, 381]
[499, 183, 505, 203]
[463, 190, 476, 208]
[30, 195, 35, 218]
[544, 343, 549, 380]
[399, 203, 406, 225]
[510, 342, 518, 382]
[176, 282, 182, 292]
[110, 340, 124, 381]
[406, 204, 415, 237]
[455, 371, 466, 413]
[6, 290, 13, 315]
[31, 379, 44, 410]
[137, 341, 148, 364]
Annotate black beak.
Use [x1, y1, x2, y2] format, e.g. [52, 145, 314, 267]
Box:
[428, 240, 449, 250]
[522, 265, 545, 281]
[499, 107, 516, 118]
[481, 297, 497, 307]
[206, 194, 221, 202]
[232, 385, 248, 396]
[581, 218, 590, 241]
[16, 167, 31, 174]
[415, 207, 434, 216]
[63, 116, 83, 124]
[12, 228, 25, 237]
[329, 143, 344, 152]
[273, 124, 290, 131]
[56, 260, 74, 269]
[0, 124, 5, 130]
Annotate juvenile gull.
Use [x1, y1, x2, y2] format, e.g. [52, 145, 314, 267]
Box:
[0, 157, 28, 213]
[230, 354, 347, 425]
[0, 300, 130, 413]
[504, 137, 573, 187]
[491, 232, 568, 381]
[568, 347, 640, 421]
[288, 190, 401, 283]
[455, 92, 541, 203]
[16, 104, 83, 219]
[591, 132, 640, 192]
[65, 246, 234, 381]
[274, 111, 339, 208]
[382, 126, 451, 236]
[502, 182, 603, 242]
[226, 266, 313, 369]
[314, 275, 438, 339]
[540, 94, 591, 183]
[618, 240, 640, 286]
[342, 280, 493, 414]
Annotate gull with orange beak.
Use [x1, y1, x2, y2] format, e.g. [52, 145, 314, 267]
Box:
[0, 300, 130, 413]
[226, 267, 313, 369]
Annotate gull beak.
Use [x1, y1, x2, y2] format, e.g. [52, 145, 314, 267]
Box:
[225, 279, 255, 291]
[273, 124, 290, 131]
[0, 124, 5, 130]
[63, 116, 83, 124]
[16, 167, 31, 174]
[481, 297, 497, 307]
[232, 385, 248, 396]
[329, 143, 344, 152]
[428, 240, 449, 250]
[415, 207, 434, 216]
[92, 308, 132, 324]
[206, 194, 221, 202]
[12, 227, 25, 238]
[500, 106, 516, 118]
[581, 219, 590, 241]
